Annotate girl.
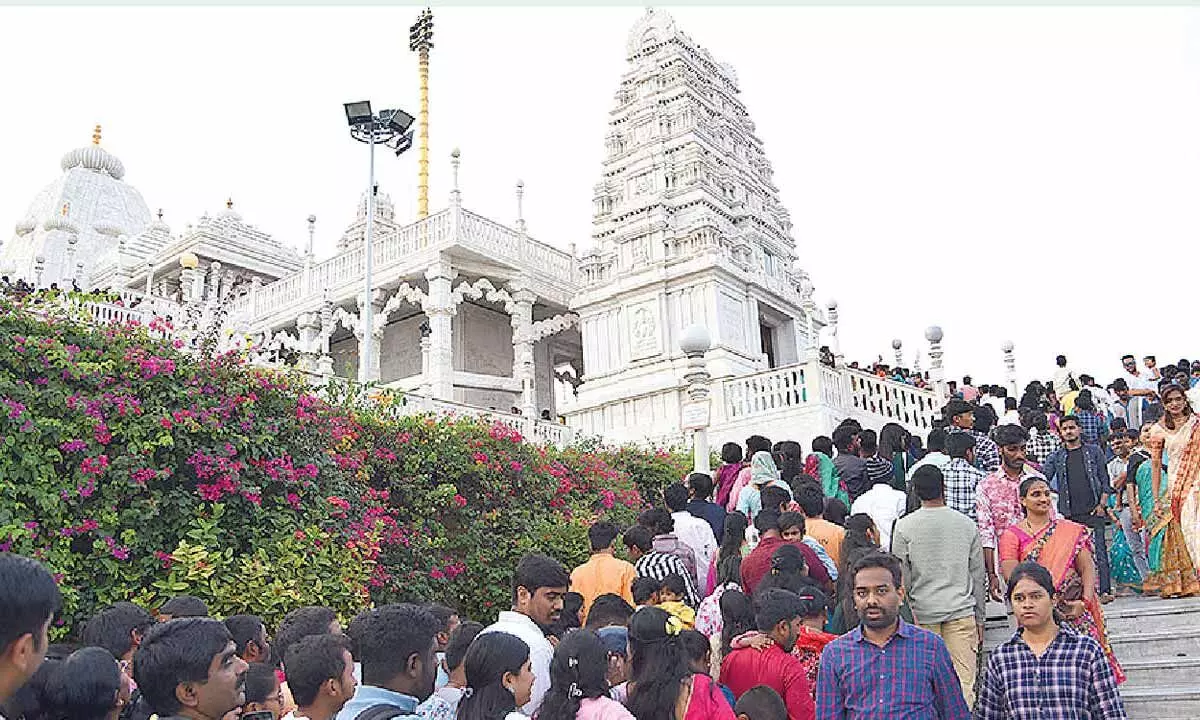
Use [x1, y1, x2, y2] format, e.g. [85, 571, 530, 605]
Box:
[537, 630, 632, 720]
[626, 608, 734, 720]
[698, 512, 748, 625]
[458, 633, 535, 720]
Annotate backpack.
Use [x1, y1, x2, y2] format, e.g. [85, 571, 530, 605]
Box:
[354, 704, 414, 720]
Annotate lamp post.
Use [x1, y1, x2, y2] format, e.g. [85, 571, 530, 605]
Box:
[925, 325, 946, 403]
[344, 100, 415, 383]
[680, 323, 713, 475]
[892, 338, 903, 370]
[1002, 340, 1017, 396]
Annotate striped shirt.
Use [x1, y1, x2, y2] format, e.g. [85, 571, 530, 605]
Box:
[975, 628, 1126, 720]
[634, 551, 699, 607]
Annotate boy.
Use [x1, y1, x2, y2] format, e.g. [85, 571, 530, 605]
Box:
[656, 574, 697, 629]
[631, 576, 661, 609]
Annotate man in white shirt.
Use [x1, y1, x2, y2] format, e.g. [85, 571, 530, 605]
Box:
[664, 483, 717, 589]
[1120, 354, 1159, 424]
[1052, 354, 1076, 397]
[479, 554, 570, 716]
[850, 474, 907, 552]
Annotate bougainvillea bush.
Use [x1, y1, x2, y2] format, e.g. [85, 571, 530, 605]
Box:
[0, 295, 690, 633]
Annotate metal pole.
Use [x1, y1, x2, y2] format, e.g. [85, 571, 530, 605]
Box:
[418, 47, 430, 218]
[360, 125, 376, 383]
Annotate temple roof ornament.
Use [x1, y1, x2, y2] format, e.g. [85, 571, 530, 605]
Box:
[60, 124, 126, 180]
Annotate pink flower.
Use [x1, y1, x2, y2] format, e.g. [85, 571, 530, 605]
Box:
[80, 455, 109, 475]
[472, 452, 489, 465]
[429, 568, 445, 580]
[509, 461, 524, 473]
[59, 439, 87, 453]
[131, 468, 156, 485]
[286, 493, 301, 509]
[453, 494, 467, 508]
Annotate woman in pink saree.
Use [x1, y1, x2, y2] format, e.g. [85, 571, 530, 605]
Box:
[998, 476, 1125, 684]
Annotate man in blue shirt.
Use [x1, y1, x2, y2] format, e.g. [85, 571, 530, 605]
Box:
[336, 604, 441, 720]
[816, 552, 969, 719]
[1043, 415, 1113, 602]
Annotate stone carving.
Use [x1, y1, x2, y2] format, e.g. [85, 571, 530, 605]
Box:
[374, 282, 428, 334]
[529, 313, 579, 343]
[451, 277, 516, 314]
[717, 293, 746, 350]
[629, 301, 660, 359]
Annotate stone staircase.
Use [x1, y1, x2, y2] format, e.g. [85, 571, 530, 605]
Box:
[984, 596, 1200, 719]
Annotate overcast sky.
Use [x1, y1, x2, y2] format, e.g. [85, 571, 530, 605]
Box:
[2, 6, 1198, 388]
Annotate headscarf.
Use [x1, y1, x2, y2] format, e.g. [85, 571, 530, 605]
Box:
[750, 451, 778, 486]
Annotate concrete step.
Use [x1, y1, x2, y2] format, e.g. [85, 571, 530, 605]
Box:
[1123, 685, 1200, 720]
[1109, 628, 1200, 661]
[1122, 657, 1200, 690]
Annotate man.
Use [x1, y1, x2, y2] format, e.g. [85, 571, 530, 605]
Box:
[1052, 354, 1076, 397]
[272, 606, 341, 669]
[582, 594, 634, 631]
[665, 483, 718, 589]
[891, 467, 987, 707]
[1107, 430, 1150, 584]
[858, 430, 894, 489]
[432, 621, 483, 715]
[284, 634, 358, 720]
[571, 521, 637, 619]
[982, 387, 1006, 432]
[0, 554, 60, 706]
[831, 425, 869, 503]
[1110, 378, 1145, 430]
[479, 554, 570, 715]
[741, 509, 831, 596]
[849, 465, 906, 553]
[82, 601, 154, 664]
[424, 604, 460, 692]
[1023, 411, 1061, 468]
[795, 483, 844, 567]
[686, 472, 728, 541]
[1044, 416, 1114, 602]
[816, 552, 969, 720]
[157, 595, 208, 622]
[942, 400, 1000, 473]
[960, 377, 979, 403]
[978, 424, 1047, 600]
[133, 618, 249, 720]
[624, 525, 699, 607]
[1119, 354, 1158, 421]
[941, 433, 985, 520]
[1079, 374, 1114, 419]
[336, 604, 440, 720]
[720, 589, 816, 720]
[638, 508, 698, 585]
[224, 615, 271, 664]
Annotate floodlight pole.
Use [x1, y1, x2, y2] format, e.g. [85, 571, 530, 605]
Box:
[361, 126, 376, 384]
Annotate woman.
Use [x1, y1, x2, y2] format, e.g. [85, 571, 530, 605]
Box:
[976, 562, 1125, 720]
[754, 545, 811, 596]
[626, 607, 734, 720]
[697, 513, 748, 634]
[712, 590, 755, 680]
[998, 477, 1125, 683]
[458, 632, 535, 720]
[714, 443, 745, 509]
[538, 630, 632, 720]
[1145, 383, 1200, 595]
[1130, 422, 1173, 594]
[878, 423, 913, 492]
[806, 437, 847, 506]
[773, 441, 805, 487]
[44, 647, 131, 720]
[678, 631, 735, 709]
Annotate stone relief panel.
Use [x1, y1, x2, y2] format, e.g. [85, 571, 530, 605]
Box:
[378, 315, 423, 383]
[456, 387, 519, 411]
[718, 291, 747, 351]
[330, 336, 358, 378]
[628, 299, 661, 360]
[454, 302, 514, 376]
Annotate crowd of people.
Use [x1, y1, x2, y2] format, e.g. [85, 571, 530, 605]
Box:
[10, 351, 1200, 720]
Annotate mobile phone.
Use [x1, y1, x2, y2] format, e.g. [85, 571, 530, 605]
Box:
[242, 711, 275, 720]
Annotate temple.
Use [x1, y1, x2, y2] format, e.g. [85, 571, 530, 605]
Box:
[1, 10, 945, 448]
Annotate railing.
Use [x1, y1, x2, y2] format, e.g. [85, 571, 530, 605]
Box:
[723, 364, 810, 419]
[376, 391, 576, 446]
[843, 368, 939, 432]
[459, 210, 575, 281]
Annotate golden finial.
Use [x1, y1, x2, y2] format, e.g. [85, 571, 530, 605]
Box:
[92, 125, 102, 145]
[226, 197, 234, 210]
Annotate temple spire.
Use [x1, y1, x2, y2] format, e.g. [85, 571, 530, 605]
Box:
[92, 124, 102, 145]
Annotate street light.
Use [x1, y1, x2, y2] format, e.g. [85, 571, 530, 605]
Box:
[680, 323, 713, 475]
[344, 101, 416, 383]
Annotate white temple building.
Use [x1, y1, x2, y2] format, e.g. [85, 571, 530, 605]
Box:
[1, 10, 946, 450]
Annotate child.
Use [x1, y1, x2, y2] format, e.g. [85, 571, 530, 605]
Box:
[734, 686, 787, 720]
[630, 576, 660, 610]
[679, 629, 736, 709]
[656, 574, 696, 629]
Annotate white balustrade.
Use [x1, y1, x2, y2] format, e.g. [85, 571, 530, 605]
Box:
[374, 390, 575, 446]
[723, 364, 811, 419]
[459, 210, 574, 280]
[843, 368, 938, 431]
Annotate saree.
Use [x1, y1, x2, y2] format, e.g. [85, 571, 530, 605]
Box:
[998, 519, 1126, 684]
[1145, 416, 1200, 598]
[805, 452, 848, 506]
[682, 672, 735, 720]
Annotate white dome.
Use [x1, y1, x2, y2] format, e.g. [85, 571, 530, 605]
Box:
[60, 145, 126, 180]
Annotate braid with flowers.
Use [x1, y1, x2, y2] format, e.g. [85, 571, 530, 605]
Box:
[626, 607, 690, 720]
[537, 630, 612, 720]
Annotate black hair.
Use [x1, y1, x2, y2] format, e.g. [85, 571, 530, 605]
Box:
[794, 484, 825, 518]
[272, 606, 337, 668]
[774, 441, 804, 484]
[638, 508, 675, 537]
[836, 515, 880, 619]
[945, 432, 976, 459]
[1, 655, 59, 720]
[754, 589, 805, 633]
[678, 629, 710, 671]
[632, 577, 661, 605]
[1005, 561, 1057, 605]
[734, 685, 787, 720]
[660, 574, 687, 598]
[745, 435, 773, 456]
[755, 545, 808, 596]
[925, 428, 947, 453]
[588, 521, 620, 552]
[811, 436, 834, 456]
[584, 595, 633, 630]
[848, 551, 903, 589]
[859, 429, 879, 455]
[878, 424, 911, 456]
[912, 465, 945, 501]
[719, 590, 755, 658]
[993, 424, 1029, 447]
[1005, 397, 1018, 411]
[132, 618, 233, 715]
[760, 486, 791, 514]
[458, 632, 529, 720]
[1075, 393, 1096, 413]
[347, 603, 439, 687]
[223, 615, 266, 657]
[716, 512, 749, 586]
[0, 554, 61, 653]
[623, 525, 654, 553]
[538, 630, 610, 720]
[1057, 355, 1068, 367]
[1059, 414, 1080, 428]
[81, 601, 152, 660]
[425, 604, 458, 636]
[721, 443, 744, 464]
[663, 483, 689, 513]
[687, 473, 714, 500]
[795, 587, 828, 619]
[513, 554, 571, 601]
[551, 593, 584, 638]
[831, 426, 858, 453]
[158, 595, 207, 619]
[284, 633, 353, 708]
[777, 511, 805, 536]
[45, 647, 120, 720]
[823, 498, 849, 526]
[243, 662, 280, 705]
[444, 621, 484, 673]
[754, 509, 782, 535]
[627, 607, 690, 720]
[1019, 475, 1050, 499]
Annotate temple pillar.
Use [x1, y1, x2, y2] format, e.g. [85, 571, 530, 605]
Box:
[296, 312, 322, 372]
[423, 257, 457, 400]
[509, 283, 538, 419]
[356, 288, 388, 382]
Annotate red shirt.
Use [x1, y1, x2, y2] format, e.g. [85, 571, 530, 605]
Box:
[720, 643, 816, 720]
[740, 536, 832, 596]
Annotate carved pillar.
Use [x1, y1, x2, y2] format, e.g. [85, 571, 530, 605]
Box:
[509, 284, 537, 419]
[926, 326, 947, 404]
[892, 339, 903, 369]
[207, 261, 223, 304]
[296, 312, 322, 372]
[423, 258, 457, 400]
[419, 321, 433, 408]
[356, 288, 388, 382]
[826, 299, 842, 367]
[316, 296, 336, 376]
[180, 267, 197, 304]
[144, 262, 155, 296]
[65, 234, 79, 282]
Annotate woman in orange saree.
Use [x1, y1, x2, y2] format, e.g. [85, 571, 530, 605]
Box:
[1144, 383, 1200, 597]
[998, 476, 1125, 684]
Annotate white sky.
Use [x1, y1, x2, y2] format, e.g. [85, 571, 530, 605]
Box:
[2, 6, 1199, 389]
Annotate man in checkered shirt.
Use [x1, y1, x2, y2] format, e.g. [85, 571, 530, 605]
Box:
[942, 399, 1001, 473]
[942, 432, 986, 520]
